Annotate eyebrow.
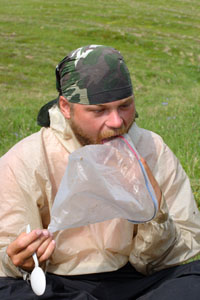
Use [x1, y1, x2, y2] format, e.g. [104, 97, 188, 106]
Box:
[87, 97, 133, 109]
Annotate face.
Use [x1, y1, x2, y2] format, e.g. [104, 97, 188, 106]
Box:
[60, 95, 135, 145]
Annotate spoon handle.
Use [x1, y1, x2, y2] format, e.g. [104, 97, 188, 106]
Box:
[26, 224, 39, 267]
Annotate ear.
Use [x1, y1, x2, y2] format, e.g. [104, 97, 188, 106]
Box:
[59, 96, 71, 119]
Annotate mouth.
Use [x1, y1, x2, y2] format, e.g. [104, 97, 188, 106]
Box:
[101, 135, 119, 144]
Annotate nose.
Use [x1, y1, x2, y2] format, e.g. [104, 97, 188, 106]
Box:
[105, 110, 123, 129]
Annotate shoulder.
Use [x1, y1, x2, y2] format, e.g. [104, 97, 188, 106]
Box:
[0, 127, 69, 180]
[1, 129, 43, 160]
[128, 123, 179, 179]
[0, 128, 55, 170]
[128, 123, 166, 158]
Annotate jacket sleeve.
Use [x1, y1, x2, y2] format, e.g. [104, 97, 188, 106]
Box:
[130, 140, 200, 275]
[0, 151, 45, 277]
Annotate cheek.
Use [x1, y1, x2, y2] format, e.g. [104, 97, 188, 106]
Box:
[80, 117, 103, 135]
[122, 109, 135, 125]
[89, 119, 103, 134]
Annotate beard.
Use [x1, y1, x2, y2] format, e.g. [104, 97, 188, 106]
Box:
[69, 117, 134, 146]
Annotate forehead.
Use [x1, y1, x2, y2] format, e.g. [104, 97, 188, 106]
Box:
[74, 95, 134, 110]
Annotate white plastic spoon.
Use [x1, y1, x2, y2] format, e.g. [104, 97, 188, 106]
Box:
[26, 224, 46, 296]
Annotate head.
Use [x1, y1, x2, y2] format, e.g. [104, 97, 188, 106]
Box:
[37, 45, 136, 143]
[57, 45, 135, 145]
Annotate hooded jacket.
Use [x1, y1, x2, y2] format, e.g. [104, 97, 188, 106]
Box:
[0, 105, 200, 277]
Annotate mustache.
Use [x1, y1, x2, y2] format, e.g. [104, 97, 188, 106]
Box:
[98, 126, 127, 141]
[99, 118, 135, 142]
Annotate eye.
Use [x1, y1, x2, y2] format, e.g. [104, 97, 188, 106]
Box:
[91, 108, 105, 114]
[120, 102, 131, 109]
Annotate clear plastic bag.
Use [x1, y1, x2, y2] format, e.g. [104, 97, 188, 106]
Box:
[48, 134, 158, 233]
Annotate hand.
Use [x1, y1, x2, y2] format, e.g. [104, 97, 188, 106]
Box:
[140, 158, 162, 208]
[6, 229, 56, 272]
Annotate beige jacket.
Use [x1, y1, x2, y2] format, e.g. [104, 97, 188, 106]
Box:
[0, 105, 200, 277]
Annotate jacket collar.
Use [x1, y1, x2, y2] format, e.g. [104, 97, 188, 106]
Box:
[49, 105, 82, 153]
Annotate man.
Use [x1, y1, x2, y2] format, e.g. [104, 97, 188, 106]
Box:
[0, 45, 200, 299]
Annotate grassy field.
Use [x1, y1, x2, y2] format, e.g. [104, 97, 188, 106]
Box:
[0, 0, 199, 205]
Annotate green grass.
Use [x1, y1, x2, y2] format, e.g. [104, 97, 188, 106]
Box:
[0, 0, 199, 206]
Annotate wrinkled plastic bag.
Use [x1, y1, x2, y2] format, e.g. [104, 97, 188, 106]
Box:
[48, 134, 158, 233]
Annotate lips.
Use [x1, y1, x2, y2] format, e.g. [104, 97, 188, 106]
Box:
[101, 135, 119, 144]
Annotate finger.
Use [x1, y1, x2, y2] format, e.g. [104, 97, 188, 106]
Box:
[6, 229, 53, 271]
[7, 230, 43, 256]
[7, 229, 51, 258]
[36, 236, 53, 258]
[22, 231, 52, 258]
[7, 248, 35, 270]
[8, 232, 51, 268]
[17, 257, 35, 271]
[140, 157, 162, 207]
[18, 238, 54, 270]
[38, 240, 56, 263]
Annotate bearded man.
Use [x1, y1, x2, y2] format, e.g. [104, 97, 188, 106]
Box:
[0, 45, 200, 300]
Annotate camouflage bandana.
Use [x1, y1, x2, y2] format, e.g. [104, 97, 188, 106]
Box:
[37, 45, 134, 127]
[56, 45, 133, 105]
